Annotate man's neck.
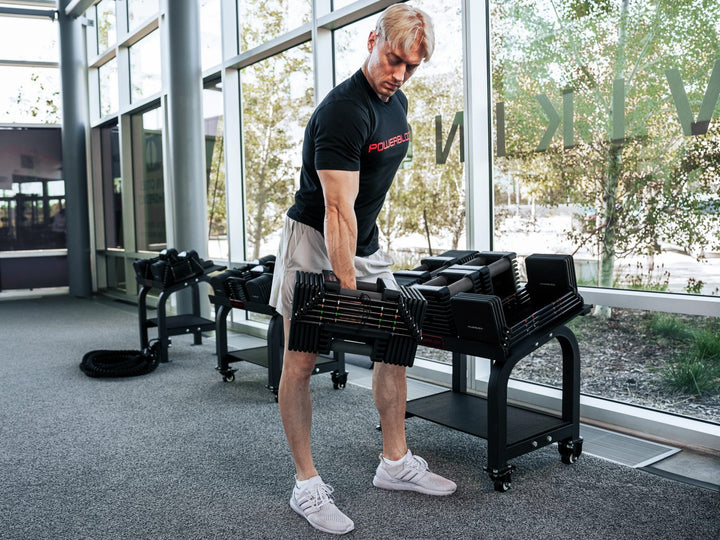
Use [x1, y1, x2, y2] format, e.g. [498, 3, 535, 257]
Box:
[361, 63, 390, 102]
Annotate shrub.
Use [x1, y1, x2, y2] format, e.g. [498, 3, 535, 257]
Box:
[663, 326, 720, 396]
[690, 328, 720, 361]
[648, 313, 693, 343]
[664, 354, 720, 396]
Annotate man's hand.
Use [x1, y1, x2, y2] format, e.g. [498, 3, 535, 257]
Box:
[318, 169, 359, 289]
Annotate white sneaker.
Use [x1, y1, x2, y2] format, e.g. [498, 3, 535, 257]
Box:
[289, 476, 355, 535]
[373, 450, 457, 496]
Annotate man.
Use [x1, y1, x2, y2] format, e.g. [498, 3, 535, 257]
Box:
[268, 4, 456, 535]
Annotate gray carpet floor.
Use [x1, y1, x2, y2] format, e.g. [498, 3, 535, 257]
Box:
[1, 295, 718, 539]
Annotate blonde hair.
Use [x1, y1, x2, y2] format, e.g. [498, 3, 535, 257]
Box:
[375, 4, 435, 62]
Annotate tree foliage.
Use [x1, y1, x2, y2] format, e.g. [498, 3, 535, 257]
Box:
[239, 0, 313, 259]
[13, 73, 60, 124]
[492, 0, 720, 312]
[380, 72, 465, 256]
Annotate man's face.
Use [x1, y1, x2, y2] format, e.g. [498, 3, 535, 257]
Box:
[363, 31, 425, 102]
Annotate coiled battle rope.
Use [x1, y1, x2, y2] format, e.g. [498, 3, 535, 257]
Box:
[80, 340, 161, 378]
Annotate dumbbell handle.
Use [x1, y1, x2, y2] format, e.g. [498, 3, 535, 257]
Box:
[424, 257, 511, 296]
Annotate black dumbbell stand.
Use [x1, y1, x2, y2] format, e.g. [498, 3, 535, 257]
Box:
[209, 292, 348, 396]
[138, 266, 224, 364]
[406, 305, 590, 492]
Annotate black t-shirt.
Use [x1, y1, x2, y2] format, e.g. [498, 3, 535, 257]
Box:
[287, 69, 409, 256]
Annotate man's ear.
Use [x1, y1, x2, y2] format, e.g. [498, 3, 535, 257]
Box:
[367, 30, 377, 53]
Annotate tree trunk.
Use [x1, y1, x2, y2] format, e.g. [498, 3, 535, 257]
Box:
[594, 142, 622, 319]
[423, 208, 433, 256]
[593, 0, 630, 320]
[251, 100, 277, 260]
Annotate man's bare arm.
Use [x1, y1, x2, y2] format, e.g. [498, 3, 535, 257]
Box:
[318, 169, 359, 290]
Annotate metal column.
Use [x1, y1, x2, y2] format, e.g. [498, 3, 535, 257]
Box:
[166, 0, 208, 314]
[58, 2, 92, 297]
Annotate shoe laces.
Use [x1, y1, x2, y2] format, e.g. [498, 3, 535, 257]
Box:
[405, 453, 429, 473]
[301, 482, 335, 510]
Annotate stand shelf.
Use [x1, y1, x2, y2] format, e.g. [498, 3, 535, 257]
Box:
[138, 266, 224, 364]
[406, 311, 589, 491]
[209, 293, 348, 396]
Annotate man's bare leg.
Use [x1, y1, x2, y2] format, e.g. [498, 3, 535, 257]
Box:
[372, 360, 457, 496]
[278, 317, 319, 480]
[282, 314, 355, 534]
[372, 362, 408, 460]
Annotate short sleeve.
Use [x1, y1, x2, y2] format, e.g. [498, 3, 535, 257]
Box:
[312, 99, 371, 171]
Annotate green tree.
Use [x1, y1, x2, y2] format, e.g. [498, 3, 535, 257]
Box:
[239, 0, 313, 259]
[380, 72, 465, 257]
[492, 0, 720, 316]
[206, 119, 226, 238]
[14, 73, 60, 124]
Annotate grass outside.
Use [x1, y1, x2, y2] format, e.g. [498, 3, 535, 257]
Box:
[649, 314, 720, 396]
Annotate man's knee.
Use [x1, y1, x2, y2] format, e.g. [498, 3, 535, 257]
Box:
[281, 317, 317, 379]
[282, 348, 318, 379]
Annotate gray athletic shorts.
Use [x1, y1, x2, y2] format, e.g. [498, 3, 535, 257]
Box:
[268, 216, 396, 319]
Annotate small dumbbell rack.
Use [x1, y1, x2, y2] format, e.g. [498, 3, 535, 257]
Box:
[136, 250, 225, 364]
[209, 259, 348, 396]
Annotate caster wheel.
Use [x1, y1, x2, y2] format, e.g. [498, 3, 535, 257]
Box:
[559, 437, 583, 465]
[223, 373, 235, 382]
[486, 464, 515, 492]
[494, 480, 511, 492]
[331, 371, 348, 389]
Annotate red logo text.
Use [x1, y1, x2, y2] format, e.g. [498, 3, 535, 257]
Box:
[368, 132, 410, 153]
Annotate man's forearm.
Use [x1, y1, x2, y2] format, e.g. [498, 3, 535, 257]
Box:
[317, 169, 360, 290]
[324, 205, 357, 289]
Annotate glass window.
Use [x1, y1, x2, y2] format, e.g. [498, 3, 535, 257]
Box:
[514, 307, 719, 424]
[332, 1, 464, 365]
[200, 0, 223, 70]
[333, 12, 379, 84]
[240, 43, 314, 259]
[0, 67, 61, 124]
[490, 0, 719, 299]
[129, 30, 162, 102]
[0, 128, 64, 251]
[490, 1, 720, 421]
[106, 254, 127, 292]
[0, 17, 57, 62]
[101, 123, 123, 249]
[204, 80, 227, 260]
[132, 107, 166, 252]
[238, 0, 311, 51]
[127, 0, 159, 31]
[95, 0, 117, 53]
[98, 59, 119, 117]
